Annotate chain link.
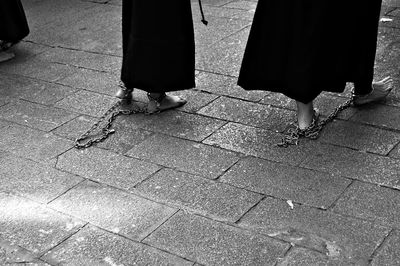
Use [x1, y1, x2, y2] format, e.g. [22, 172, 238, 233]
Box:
[277, 96, 354, 147]
[74, 100, 145, 149]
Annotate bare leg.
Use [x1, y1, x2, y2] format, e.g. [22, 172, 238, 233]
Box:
[296, 101, 314, 129]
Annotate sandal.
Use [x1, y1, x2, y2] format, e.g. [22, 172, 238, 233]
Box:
[146, 93, 187, 114]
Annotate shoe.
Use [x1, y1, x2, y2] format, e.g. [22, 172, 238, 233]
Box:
[115, 82, 133, 100]
[146, 93, 187, 114]
[353, 77, 393, 106]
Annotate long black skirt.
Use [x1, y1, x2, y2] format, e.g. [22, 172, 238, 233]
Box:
[0, 0, 29, 42]
[120, 0, 195, 92]
[238, 1, 382, 103]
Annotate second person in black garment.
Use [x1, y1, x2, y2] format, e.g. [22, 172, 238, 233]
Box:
[117, 0, 195, 114]
[238, 0, 393, 135]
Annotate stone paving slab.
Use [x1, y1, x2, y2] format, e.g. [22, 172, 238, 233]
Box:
[57, 147, 160, 191]
[195, 71, 267, 102]
[57, 67, 120, 96]
[238, 197, 390, 264]
[333, 181, 400, 228]
[196, 27, 250, 77]
[223, 0, 257, 10]
[139, 111, 226, 142]
[389, 143, 400, 159]
[0, 193, 85, 256]
[126, 134, 240, 179]
[42, 225, 193, 266]
[0, 73, 77, 105]
[198, 96, 295, 132]
[318, 120, 400, 155]
[136, 168, 262, 222]
[0, 240, 52, 265]
[220, 156, 351, 209]
[0, 151, 83, 204]
[197, 5, 253, 22]
[203, 122, 319, 166]
[49, 180, 177, 241]
[55, 90, 117, 117]
[36, 47, 122, 74]
[51, 115, 97, 140]
[0, 100, 77, 132]
[143, 211, 290, 266]
[0, 124, 73, 163]
[349, 104, 400, 131]
[371, 229, 400, 266]
[276, 247, 331, 266]
[301, 144, 400, 189]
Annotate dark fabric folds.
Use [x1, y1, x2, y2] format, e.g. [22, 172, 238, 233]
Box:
[0, 0, 29, 42]
[120, 0, 195, 92]
[238, 0, 382, 103]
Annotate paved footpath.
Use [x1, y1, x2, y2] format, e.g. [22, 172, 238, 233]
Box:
[1, 0, 400, 265]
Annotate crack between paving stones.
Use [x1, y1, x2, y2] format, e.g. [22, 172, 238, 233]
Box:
[326, 179, 355, 211]
[274, 245, 294, 266]
[367, 228, 395, 264]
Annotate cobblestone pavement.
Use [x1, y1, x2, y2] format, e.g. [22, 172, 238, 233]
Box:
[1, 0, 400, 265]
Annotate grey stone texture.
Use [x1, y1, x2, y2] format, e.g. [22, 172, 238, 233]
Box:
[371, 230, 400, 266]
[127, 134, 240, 179]
[136, 168, 262, 222]
[49, 180, 176, 241]
[333, 181, 400, 228]
[221, 156, 351, 209]
[301, 144, 400, 189]
[57, 147, 160, 190]
[1, 0, 399, 264]
[238, 197, 390, 264]
[42, 225, 193, 266]
[144, 211, 290, 266]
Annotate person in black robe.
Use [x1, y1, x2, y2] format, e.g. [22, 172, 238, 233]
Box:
[0, 0, 29, 62]
[238, 1, 392, 132]
[117, 0, 195, 113]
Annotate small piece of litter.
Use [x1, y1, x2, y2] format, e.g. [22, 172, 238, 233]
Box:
[380, 18, 393, 22]
[286, 200, 294, 209]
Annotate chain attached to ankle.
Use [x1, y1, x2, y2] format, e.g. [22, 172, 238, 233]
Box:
[74, 99, 146, 149]
[277, 96, 354, 148]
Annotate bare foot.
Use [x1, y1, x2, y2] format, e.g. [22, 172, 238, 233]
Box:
[0, 51, 15, 63]
[353, 77, 393, 106]
[146, 93, 187, 114]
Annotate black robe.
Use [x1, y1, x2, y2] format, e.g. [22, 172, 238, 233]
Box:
[120, 0, 195, 92]
[0, 0, 29, 42]
[238, 1, 382, 103]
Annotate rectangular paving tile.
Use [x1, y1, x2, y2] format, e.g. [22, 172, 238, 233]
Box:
[198, 96, 295, 132]
[42, 225, 193, 266]
[0, 151, 83, 203]
[318, 120, 400, 155]
[0, 124, 73, 162]
[371, 230, 400, 266]
[389, 143, 400, 159]
[144, 211, 289, 266]
[55, 90, 117, 117]
[333, 181, 400, 228]
[57, 147, 160, 190]
[0, 100, 77, 131]
[203, 122, 319, 166]
[300, 144, 400, 189]
[195, 72, 267, 102]
[220, 157, 351, 209]
[350, 104, 400, 131]
[238, 197, 389, 264]
[49, 180, 176, 241]
[126, 134, 240, 179]
[139, 111, 226, 142]
[136, 168, 262, 222]
[0, 193, 85, 256]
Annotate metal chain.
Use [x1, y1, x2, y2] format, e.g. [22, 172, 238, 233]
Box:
[277, 96, 354, 147]
[74, 100, 145, 149]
